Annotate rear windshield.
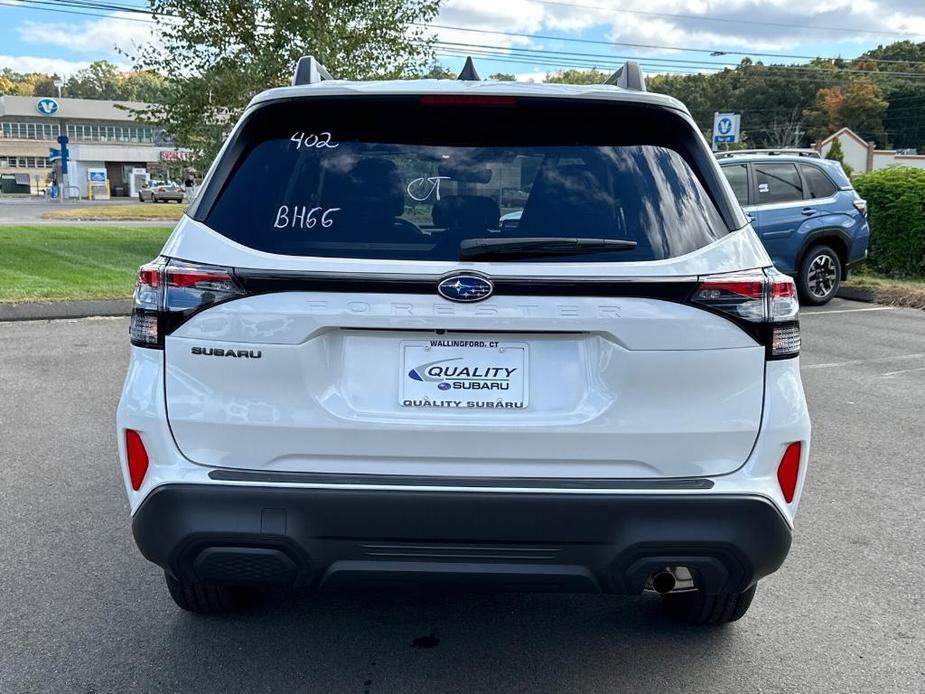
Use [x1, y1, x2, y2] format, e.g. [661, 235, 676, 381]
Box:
[199, 96, 733, 262]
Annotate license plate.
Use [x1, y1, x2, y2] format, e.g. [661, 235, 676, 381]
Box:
[400, 339, 528, 410]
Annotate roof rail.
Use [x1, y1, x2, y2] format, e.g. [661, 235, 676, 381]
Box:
[457, 56, 481, 81]
[292, 56, 333, 86]
[715, 148, 821, 159]
[606, 61, 646, 92]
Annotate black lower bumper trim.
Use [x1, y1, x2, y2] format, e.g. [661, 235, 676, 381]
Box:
[132, 485, 791, 595]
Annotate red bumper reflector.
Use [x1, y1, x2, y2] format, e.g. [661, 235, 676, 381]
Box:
[777, 442, 802, 503]
[125, 429, 149, 491]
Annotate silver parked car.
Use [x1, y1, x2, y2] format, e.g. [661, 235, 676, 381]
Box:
[139, 181, 185, 203]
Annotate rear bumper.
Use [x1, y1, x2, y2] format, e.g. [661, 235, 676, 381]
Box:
[133, 484, 791, 595]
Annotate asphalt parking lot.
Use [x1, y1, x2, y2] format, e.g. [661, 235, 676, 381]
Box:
[0, 198, 166, 225]
[0, 298, 923, 693]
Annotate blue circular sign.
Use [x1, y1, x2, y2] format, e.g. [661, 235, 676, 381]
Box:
[718, 117, 733, 135]
[36, 98, 59, 115]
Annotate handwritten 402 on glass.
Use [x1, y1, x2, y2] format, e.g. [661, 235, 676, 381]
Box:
[291, 131, 338, 149]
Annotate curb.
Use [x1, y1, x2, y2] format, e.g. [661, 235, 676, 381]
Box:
[836, 286, 876, 303]
[0, 299, 131, 322]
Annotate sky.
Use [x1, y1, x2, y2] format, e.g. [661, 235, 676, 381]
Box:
[1, 0, 925, 81]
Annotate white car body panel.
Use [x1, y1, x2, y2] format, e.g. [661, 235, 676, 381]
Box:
[164, 298, 765, 478]
[117, 348, 810, 526]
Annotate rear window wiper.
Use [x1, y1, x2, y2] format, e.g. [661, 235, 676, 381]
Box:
[459, 237, 637, 261]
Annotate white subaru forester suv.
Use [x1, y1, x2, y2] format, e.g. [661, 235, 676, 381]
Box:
[117, 58, 810, 624]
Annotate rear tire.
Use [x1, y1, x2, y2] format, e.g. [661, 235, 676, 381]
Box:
[164, 572, 245, 614]
[798, 244, 841, 305]
[661, 584, 757, 624]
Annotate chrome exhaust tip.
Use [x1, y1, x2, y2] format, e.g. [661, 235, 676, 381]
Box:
[645, 566, 696, 594]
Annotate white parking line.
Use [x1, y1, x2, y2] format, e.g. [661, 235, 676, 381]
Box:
[881, 366, 925, 378]
[803, 352, 925, 370]
[802, 306, 896, 316]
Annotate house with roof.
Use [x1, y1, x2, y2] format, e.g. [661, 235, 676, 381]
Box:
[817, 127, 925, 174]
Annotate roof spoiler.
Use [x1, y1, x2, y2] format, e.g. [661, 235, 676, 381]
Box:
[292, 56, 333, 86]
[605, 61, 645, 92]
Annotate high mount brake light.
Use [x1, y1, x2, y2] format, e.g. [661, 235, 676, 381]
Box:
[691, 269, 801, 359]
[129, 258, 245, 348]
[420, 95, 517, 106]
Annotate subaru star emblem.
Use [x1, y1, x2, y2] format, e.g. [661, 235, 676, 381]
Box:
[437, 273, 493, 303]
[36, 98, 59, 115]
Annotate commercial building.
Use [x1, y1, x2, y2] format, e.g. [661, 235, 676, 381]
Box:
[0, 95, 190, 197]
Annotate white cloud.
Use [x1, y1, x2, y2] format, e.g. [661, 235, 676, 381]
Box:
[16, 11, 157, 56]
[0, 54, 98, 77]
[434, 0, 925, 55]
[513, 70, 549, 82]
[433, 0, 545, 48]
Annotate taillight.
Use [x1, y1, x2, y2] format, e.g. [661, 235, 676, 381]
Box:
[853, 198, 868, 216]
[777, 442, 802, 503]
[130, 259, 164, 348]
[691, 268, 800, 359]
[129, 257, 245, 348]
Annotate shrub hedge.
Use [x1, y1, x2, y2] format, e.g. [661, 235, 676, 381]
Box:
[853, 166, 925, 277]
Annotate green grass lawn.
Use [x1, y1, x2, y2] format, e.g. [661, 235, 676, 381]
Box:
[0, 225, 172, 302]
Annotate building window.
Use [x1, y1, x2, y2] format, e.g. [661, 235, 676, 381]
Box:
[0, 156, 53, 169]
[0, 121, 60, 140]
[65, 123, 153, 143]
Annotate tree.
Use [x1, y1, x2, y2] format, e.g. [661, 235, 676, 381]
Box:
[841, 79, 889, 146]
[132, 0, 440, 167]
[0, 69, 57, 96]
[488, 72, 516, 81]
[65, 61, 123, 99]
[64, 61, 168, 101]
[545, 68, 610, 85]
[825, 137, 853, 177]
[423, 64, 456, 80]
[764, 108, 805, 148]
[803, 78, 888, 146]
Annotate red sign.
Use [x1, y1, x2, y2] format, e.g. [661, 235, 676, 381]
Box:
[160, 150, 192, 161]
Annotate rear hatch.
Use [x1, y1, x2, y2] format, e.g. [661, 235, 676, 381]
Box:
[157, 93, 774, 480]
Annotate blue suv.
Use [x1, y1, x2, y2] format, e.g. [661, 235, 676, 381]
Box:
[717, 150, 869, 305]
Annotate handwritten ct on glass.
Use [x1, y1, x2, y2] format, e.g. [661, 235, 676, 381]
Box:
[407, 176, 451, 202]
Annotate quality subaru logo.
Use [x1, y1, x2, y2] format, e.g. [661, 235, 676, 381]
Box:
[36, 98, 59, 115]
[408, 357, 462, 382]
[437, 273, 493, 303]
